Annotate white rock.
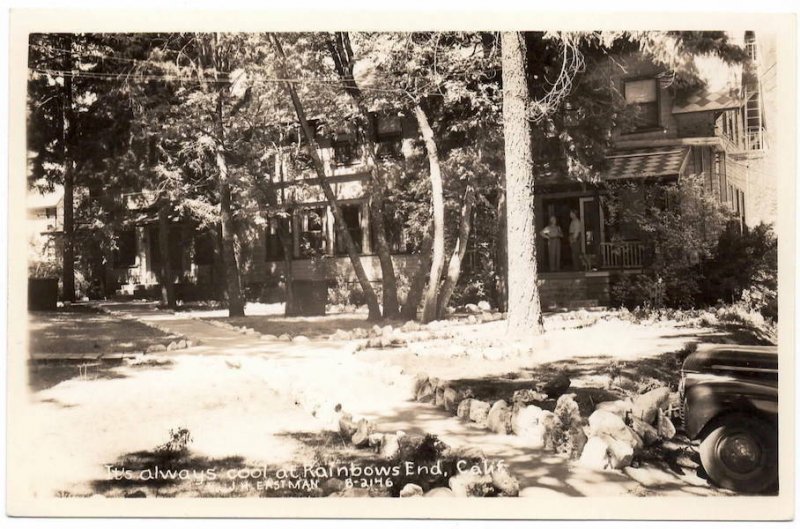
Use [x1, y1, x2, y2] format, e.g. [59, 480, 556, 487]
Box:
[606, 436, 635, 469]
[578, 436, 610, 470]
[292, 335, 310, 343]
[588, 410, 643, 450]
[595, 399, 634, 417]
[464, 303, 481, 314]
[477, 300, 492, 312]
[632, 387, 671, 424]
[657, 408, 677, 440]
[261, 334, 278, 341]
[399, 483, 424, 497]
[511, 405, 546, 447]
[146, 344, 167, 353]
[468, 400, 491, 425]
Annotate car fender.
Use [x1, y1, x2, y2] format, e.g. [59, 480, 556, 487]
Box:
[683, 379, 777, 440]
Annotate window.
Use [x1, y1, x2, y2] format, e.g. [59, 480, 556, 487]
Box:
[265, 214, 292, 261]
[375, 116, 403, 160]
[624, 78, 659, 130]
[194, 232, 215, 266]
[335, 204, 363, 255]
[299, 208, 326, 257]
[113, 229, 137, 268]
[333, 139, 362, 166]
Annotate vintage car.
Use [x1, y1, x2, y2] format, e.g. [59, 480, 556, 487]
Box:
[679, 344, 778, 493]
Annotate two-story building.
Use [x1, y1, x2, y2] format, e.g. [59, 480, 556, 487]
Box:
[533, 31, 771, 309]
[36, 31, 772, 309]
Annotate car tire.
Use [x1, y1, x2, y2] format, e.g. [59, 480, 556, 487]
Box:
[699, 414, 777, 493]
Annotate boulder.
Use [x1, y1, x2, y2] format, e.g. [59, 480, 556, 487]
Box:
[338, 412, 359, 437]
[631, 387, 671, 424]
[490, 465, 520, 496]
[554, 393, 582, 425]
[540, 411, 561, 451]
[415, 380, 435, 403]
[595, 398, 634, 418]
[371, 324, 383, 337]
[541, 374, 571, 398]
[456, 398, 474, 420]
[486, 400, 512, 434]
[402, 320, 421, 332]
[351, 419, 375, 447]
[578, 436, 611, 470]
[464, 303, 482, 314]
[260, 334, 278, 341]
[510, 405, 546, 448]
[477, 300, 492, 312]
[605, 436, 635, 469]
[466, 315, 478, 324]
[292, 335, 310, 343]
[176, 339, 187, 349]
[146, 344, 167, 353]
[381, 433, 403, 460]
[448, 472, 493, 497]
[587, 410, 643, 451]
[630, 416, 660, 446]
[511, 388, 548, 406]
[277, 333, 292, 341]
[656, 408, 677, 440]
[320, 478, 346, 496]
[424, 487, 454, 497]
[399, 483, 424, 497]
[442, 387, 460, 412]
[468, 400, 491, 425]
[381, 325, 394, 337]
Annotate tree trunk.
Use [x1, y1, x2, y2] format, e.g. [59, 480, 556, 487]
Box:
[501, 32, 543, 334]
[401, 225, 434, 320]
[270, 33, 382, 320]
[60, 34, 75, 302]
[436, 184, 476, 319]
[157, 200, 177, 309]
[328, 32, 399, 319]
[495, 179, 508, 312]
[413, 103, 446, 323]
[213, 34, 246, 318]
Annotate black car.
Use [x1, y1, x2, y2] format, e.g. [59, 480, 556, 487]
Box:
[679, 344, 778, 493]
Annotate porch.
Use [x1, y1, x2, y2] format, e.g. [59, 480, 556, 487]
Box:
[538, 271, 614, 311]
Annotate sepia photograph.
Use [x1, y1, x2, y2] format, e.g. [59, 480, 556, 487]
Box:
[5, 7, 795, 520]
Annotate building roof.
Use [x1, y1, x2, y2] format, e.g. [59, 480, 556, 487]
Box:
[536, 146, 690, 186]
[603, 147, 690, 180]
[672, 87, 743, 114]
[27, 187, 64, 210]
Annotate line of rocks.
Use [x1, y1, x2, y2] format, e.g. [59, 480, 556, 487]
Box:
[329, 404, 522, 497]
[93, 303, 194, 355]
[414, 374, 678, 472]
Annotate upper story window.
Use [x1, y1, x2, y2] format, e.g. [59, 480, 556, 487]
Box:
[375, 116, 403, 160]
[624, 78, 660, 131]
[333, 138, 363, 166]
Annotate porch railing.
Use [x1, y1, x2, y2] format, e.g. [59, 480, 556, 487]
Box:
[600, 241, 646, 269]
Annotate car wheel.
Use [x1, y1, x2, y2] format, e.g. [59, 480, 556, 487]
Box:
[699, 414, 777, 493]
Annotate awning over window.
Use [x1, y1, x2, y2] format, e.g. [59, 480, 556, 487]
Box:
[672, 87, 743, 114]
[603, 147, 690, 180]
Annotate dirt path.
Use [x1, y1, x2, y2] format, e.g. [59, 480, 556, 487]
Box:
[21, 302, 730, 498]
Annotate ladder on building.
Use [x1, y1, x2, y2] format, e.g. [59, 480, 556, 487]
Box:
[744, 33, 766, 152]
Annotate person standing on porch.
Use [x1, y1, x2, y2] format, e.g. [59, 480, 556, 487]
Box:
[568, 209, 583, 271]
[540, 215, 563, 272]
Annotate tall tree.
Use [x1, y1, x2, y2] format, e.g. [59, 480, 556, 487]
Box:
[328, 32, 400, 318]
[269, 33, 383, 320]
[502, 32, 544, 334]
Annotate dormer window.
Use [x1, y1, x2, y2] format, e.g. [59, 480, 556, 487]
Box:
[624, 78, 660, 130]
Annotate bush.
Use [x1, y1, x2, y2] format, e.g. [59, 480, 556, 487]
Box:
[700, 222, 778, 320]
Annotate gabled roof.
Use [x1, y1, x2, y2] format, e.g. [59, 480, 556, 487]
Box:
[672, 87, 743, 114]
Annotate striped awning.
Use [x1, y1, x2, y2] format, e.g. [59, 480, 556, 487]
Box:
[672, 87, 743, 114]
[602, 147, 690, 181]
